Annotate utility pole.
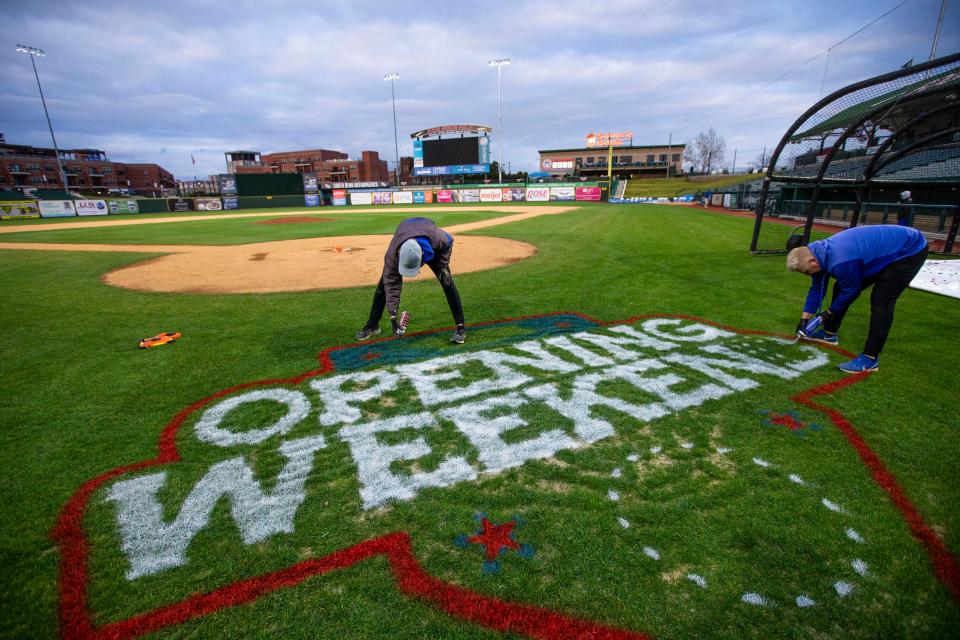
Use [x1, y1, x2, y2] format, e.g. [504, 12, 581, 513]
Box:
[383, 73, 401, 186]
[489, 58, 511, 184]
[666, 132, 672, 179]
[16, 44, 68, 191]
[929, 0, 947, 61]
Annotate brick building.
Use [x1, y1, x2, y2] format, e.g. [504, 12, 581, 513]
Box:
[538, 143, 686, 179]
[227, 148, 389, 185]
[0, 140, 175, 196]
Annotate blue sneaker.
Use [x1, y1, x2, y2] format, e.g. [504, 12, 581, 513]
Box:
[800, 327, 839, 345]
[837, 353, 879, 373]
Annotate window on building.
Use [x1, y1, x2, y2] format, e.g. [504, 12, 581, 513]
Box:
[621, 155, 632, 164]
[44, 165, 54, 171]
[144, 170, 149, 176]
[32, 177, 44, 184]
[10, 164, 21, 172]
[28, 163, 40, 171]
[646, 155, 654, 164]
[78, 178, 86, 184]
[659, 154, 667, 163]
[586, 157, 594, 164]
[672, 154, 681, 162]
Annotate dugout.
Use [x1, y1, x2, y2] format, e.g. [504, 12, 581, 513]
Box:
[751, 52, 960, 255]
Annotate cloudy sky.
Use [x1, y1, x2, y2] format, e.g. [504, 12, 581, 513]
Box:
[2, 0, 956, 178]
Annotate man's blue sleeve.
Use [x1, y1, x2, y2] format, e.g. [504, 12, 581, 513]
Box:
[803, 273, 826, 314]
[827, 260, 863, 313]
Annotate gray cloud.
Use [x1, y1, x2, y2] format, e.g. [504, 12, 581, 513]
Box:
[1, 0, 955, 178]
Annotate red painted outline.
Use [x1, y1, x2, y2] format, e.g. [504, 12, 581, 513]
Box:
[52, 313, 960, 640]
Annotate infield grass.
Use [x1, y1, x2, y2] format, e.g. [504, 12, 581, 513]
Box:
[0, 204, 957, 639]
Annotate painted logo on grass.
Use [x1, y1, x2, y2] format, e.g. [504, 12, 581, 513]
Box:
[54, 313, 960, 639]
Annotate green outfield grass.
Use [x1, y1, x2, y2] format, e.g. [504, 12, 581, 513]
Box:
[623, 174, 760, 198]
[1, 204, 957, 639]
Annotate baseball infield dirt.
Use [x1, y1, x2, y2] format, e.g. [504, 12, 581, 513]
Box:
[0, 206, 574, 294]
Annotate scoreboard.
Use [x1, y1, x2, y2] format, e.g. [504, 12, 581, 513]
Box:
[412, 124, 491, 176]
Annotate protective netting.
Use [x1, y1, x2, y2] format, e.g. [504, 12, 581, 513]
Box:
[752, 53, 960, 255]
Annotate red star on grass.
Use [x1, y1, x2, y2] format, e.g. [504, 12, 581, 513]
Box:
[468, 518, 521, 561]
[769, 412, 804, 431]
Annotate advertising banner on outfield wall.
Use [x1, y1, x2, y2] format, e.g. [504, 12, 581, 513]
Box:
[304, 194, 320, 207]
[525, 187, 550, 202]
[220, 175, 238, 196]
[393, 191, 414, 204]
[350, 192, 373, 206]
[436, 190, 454, 203]
[194, 197, 223, 211]
[303, 174, 319, 193]
[460, 189, 480, 203]
[0, 200, 41, 219]
[413, 191, 425, 204]
[332, 189, 347, 206]
[167, 198, 195, 212]
[107, 199, 140, 214]
[424, 190, 434, 203]
[75, 200, 109, 216]
[575, 187, 602, 201]
[503, 188, 526, 202]
[550, 187, 575, 201]
[38, 200, 77, 218]
[223, 197, 239, 210]
[480, 188, 502, 202]
[373, 192, 393, 205]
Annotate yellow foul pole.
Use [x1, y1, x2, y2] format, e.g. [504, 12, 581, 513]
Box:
[607, 144, 613, 180]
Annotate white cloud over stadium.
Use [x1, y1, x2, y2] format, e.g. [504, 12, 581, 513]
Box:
[1, 0, 955, 178]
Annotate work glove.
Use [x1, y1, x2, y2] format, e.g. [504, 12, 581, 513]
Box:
[391, 315, 404, 338]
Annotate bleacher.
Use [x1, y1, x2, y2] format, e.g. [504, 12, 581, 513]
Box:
[776, 144, 960, 182]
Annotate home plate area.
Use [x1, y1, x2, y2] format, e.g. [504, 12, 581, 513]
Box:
[63, 313, 954, 639]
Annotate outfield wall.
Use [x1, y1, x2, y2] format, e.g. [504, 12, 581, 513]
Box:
[0, 181, 608, 221]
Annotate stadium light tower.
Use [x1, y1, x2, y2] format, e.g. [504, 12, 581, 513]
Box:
[384, 73, 401, 186]
[16, 44, 68, 192]
[488, 58, 510, 183]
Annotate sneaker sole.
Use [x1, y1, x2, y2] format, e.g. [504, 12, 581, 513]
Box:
[799, 335, 839, 346]
[450, 336, 465, 344]
[355, 329, 381, 342]
[838, 365, 878, 374]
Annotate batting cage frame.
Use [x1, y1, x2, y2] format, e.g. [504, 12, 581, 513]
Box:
[751, 52, 960, 255]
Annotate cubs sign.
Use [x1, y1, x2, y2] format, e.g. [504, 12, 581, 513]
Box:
[56, 313, 959, 639]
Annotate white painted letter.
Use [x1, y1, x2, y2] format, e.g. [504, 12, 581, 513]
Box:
[441, 393, 579, 472]
[106, 435, 327, 579]
[311, 369, 401, 426]
[338, 412, 476, 509]
[640, 318, 735, 342]
[194, 389, 311, 447]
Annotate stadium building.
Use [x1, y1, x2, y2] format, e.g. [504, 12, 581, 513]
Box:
[538, 143, 685, 179]
[225, 148, 389, 184]
[0, 139, 175, 196]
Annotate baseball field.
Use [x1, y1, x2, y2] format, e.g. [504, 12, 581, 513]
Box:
[1, 203, 957, 639]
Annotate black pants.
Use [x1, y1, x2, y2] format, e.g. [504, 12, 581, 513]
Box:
[365, 262, 465, 329]
[823, 247, 928, 356]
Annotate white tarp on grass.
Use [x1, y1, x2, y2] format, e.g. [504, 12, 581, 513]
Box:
[910, 259, 960, 299]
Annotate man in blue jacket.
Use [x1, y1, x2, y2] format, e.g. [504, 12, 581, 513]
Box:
[786, 225, 928, 373]
[355, 217, 466, 344]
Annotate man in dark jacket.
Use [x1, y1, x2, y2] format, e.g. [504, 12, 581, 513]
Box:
[786, 225, 928, 373]
[355, 217, 466, 344]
